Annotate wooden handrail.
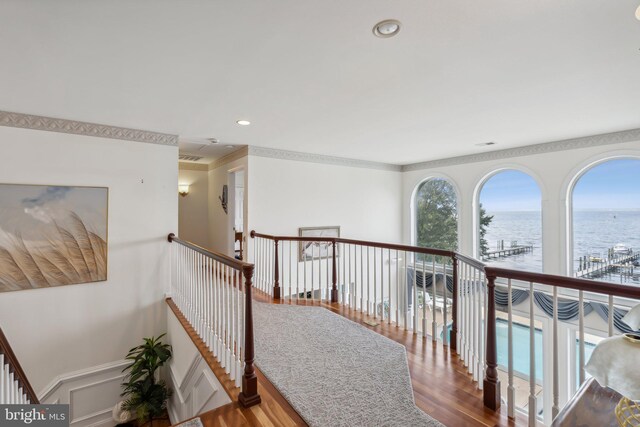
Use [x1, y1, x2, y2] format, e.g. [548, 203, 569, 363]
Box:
[250, 231, 456, 258]
[0, 328, 39, 404]
[168, 233, 260, 408]
[250, 229, 640, 414]
[253, 231, 636, 296]
[485, 267, 640, 299]
[168, 233, 251, 271]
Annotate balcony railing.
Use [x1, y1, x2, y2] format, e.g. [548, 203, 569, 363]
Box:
[250, 230, 640, 426]
[167, 233, 260, 407]
[0, 327, 38, 404]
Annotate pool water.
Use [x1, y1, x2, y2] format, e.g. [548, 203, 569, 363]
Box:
[496, 318, 544, 382]
[446, 320, 595, 387]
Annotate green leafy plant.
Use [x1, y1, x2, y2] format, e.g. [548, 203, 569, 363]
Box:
[121, 334, 173, 425]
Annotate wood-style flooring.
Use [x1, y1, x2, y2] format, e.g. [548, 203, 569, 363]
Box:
[170, 293, 525, 426]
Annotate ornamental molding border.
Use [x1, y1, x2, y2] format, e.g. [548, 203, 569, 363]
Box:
[0, 111, 178, 146]
[402, 127, 640, 172]
[247, 146, 402, 172]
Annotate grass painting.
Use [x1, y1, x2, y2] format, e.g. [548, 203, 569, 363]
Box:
[0, 184, 108, 292]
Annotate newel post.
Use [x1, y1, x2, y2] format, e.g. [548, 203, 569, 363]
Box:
[331, 240, 338, 303]
[450, 256, 458, 352]
[273, 239, 281, 299]
[238, 264, 262, 407]
[483, 272, 501, 411]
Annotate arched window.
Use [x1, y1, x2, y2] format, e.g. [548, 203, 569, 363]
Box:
[414, 178, 458, 251]
[572, 158, 640, 283]
[478, 170, 542, 272]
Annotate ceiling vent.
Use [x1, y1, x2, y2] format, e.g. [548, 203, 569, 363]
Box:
[179, 154, 203, 162]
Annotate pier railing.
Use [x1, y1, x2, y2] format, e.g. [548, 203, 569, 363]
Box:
[250, 230, 640, 426]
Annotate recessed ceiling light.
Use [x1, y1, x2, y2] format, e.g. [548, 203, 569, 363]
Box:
[207, 138, 219, 144]
[475, 142, 496, 146]
[373, 20, 401, 38]
[226, 145, 234, 148]
[236, 120, 251, 126]
[636, 5, 640, 20]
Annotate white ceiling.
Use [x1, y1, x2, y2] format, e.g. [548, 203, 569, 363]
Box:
[2, 1, 640, 165]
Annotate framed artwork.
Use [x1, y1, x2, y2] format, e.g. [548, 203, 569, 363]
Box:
[0, 184, 108, 293]
[298, 226, 340, 262]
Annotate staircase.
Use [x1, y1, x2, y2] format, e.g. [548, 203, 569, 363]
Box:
[0, 327, 38, 404]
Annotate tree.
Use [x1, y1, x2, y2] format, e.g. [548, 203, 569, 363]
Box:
[479, 203, 494, 257]
[415, 179, 458, 252]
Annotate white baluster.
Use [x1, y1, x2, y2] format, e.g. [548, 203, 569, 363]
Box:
[412, 252, 417, 332]
[367, 246, 371, 315]
[472, 268, 478, 381]
[388, 248, 392, 325]
[373, 248, 378, 318]
[379, 248, 384, 320]
[0, 356, 4, 403]
[396, 250, 400, 326]
[443, 260, 448, 346]
[9, 372, 14, 404]
[432, 258, 437, 342]
[529, 281, 537, 427]
[508, 279, 515, 419]
[552, 286, 559, 418]
[360, 246, 364, 312]
[578, 290, 585, 385]
[608, 294, 614, 337]
[422, 257, 427, 338]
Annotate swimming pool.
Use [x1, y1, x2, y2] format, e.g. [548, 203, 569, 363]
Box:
[496, 318, 543, 382]
[446, 319, 595, 385]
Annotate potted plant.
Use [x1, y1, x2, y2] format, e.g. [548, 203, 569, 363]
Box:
[121, 334, 173, 426]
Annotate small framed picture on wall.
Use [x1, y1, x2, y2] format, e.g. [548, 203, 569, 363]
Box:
[298, 226, 340, 261]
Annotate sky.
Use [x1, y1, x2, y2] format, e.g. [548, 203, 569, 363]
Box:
[0, 185, 108, 244]
[572, 159, 640, 210]
[480, 170, 541, 212]
[480, 159, 640, 212]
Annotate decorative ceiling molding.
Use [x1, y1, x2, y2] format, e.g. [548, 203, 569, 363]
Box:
[0, 111, 178, 146]
[210, 146, 249, 170]
[402, 127, 640, 172]
[247, 146, 403, 172]
[179, 162, 209, 172]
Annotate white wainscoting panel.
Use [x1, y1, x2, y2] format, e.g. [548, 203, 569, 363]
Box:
[39, 360, 129, 427]
[166, 304, 231, 424]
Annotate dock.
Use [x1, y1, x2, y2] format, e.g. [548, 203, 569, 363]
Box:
[483, 241, 533, 260]
[575, 250, 640, 279]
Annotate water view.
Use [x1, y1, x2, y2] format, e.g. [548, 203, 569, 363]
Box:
[481, 209, 640, 284]
[478, 160, 640, 284]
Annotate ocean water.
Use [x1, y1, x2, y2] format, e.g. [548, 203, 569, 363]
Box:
[483, 211, 542, 272]
[482, 210, 640, 283]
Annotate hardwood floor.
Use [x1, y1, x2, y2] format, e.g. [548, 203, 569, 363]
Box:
[170, 293, 525, 426]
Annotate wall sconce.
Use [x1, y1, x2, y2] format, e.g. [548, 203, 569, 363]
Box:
[178, 184, 190, 197]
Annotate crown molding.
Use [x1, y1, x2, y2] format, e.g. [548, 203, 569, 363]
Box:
[210, 146, 249, 170]
[247, 146, 402, 172]
[0, 111, 178, 146]
[401, 127, 640, 172]
[179, 162, 209, 172]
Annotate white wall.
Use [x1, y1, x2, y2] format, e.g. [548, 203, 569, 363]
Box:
[208, 156, 248, 256]
[165, 305, 230, 423]
[402, 139, 640, 276]
[0, 126, 177, 425]
[179, 165, 210, 248]
[248, 156, 402, 244]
